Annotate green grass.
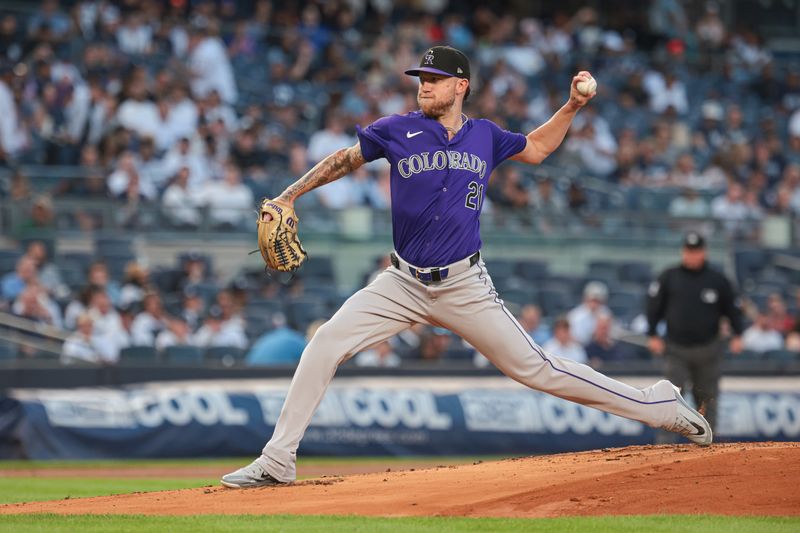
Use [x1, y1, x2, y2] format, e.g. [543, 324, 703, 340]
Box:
[0, 478, 214, 504]
[0, 515, 797, 533]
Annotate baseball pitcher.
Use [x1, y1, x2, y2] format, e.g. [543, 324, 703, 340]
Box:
[222, 46, 711, 488]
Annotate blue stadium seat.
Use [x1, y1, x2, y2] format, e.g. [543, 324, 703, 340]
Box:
[514, 260, 549, 282]
[300, 256, 335, 281]
[617, 261, 653, 284]
[205, 346, 246, 367]
[537, 288, 573, 317]
[119, 345, 158, 363]
[164, 345, 203, 365]
[95, 236, 134, 256]
[0, 339, 18, 360]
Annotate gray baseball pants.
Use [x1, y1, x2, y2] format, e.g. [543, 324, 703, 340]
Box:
[259, 257, 678, 482]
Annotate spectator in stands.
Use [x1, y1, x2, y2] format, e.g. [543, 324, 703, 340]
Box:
[193, 305, 248, 349]
[155, 316, 195, 352]
[585, 313, 631, 367]
[107, 150, 158, 202]
[86, 286, 125, 355]
[246, 313, 307, 366]
[187, 25, 237, 104]
[1, 256, 38, 301]
[669, 188, 710, 218]
[529, 176, 566, 214]
[15, 195, 56, 239]
[355, 340, 401, 368]
[61, 312, 118, 365]
[27, 0, 71, 43]
[87, 260, 121, 307]
[116, 70, 160, 140]
[195, 162, 253, 229]
[161, 137, 209, 188]
[130, 292, 166, 346]
[414, 327, 452, 362]
[742, 310, 784, 353]
[517, 304, 552, 345]
[179, 285, 205, 331]
[711, 180, 758, 239]
[766, 292, 794, 335]
[120, 263, 151, 308]
[0, 63, 28, 162]
[116, 11, 153, 56]
[542, 316, 587, 363]
[24, 240, 66, 299]
[567, 281, 610, 346]
[12, 283, 62, 328]
[63, 284, 92, 330]
[307, 113, 354, 164]
[162, 167, 201, 229]
[645, 69, 688, 115]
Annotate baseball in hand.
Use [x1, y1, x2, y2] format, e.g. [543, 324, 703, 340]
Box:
[576, 76, 597, 96]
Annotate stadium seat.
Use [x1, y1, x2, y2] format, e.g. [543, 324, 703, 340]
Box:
[762, 349, 797, 363]
[617, 261, 653, 285]
[119, 346, 159, 364]
[205, 346, 246, 367]
[483, 259, 515, 280]
[734, 249, 770, 286]
[537, 288, 573, 317]
[164, 345, 204, 365]
[587, 261, 620, 282]
[286, 298, 329, 330]
[0, 339, 18, 361]
[95, 236, 134, 256]
[0, 249, 23, 274]
[514, 260, 549, 282]
[300, 256, 335, 281]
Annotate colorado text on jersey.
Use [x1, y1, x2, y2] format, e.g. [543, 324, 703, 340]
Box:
[396, 150, 487, 179]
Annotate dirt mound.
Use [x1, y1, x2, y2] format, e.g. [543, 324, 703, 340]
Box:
[3, 442, 798, 518]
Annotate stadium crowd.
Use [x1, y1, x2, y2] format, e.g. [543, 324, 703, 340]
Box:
[0, 0, 799, 366]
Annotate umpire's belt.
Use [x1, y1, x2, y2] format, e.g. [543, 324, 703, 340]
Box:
[390, 251, 480, 285]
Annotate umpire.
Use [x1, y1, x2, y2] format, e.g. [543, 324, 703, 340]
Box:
[646, 231, 744, 431]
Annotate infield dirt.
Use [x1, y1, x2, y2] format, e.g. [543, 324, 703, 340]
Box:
[2, 442, 798, 518]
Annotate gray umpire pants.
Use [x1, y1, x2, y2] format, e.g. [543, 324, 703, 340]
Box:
[664, 338, 724, 431]
[259, 258, 679, 482]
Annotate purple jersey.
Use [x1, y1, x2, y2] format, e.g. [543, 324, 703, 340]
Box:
[356, 111, 526, 267]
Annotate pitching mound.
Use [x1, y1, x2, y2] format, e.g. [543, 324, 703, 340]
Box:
[2, 442, 798, 518]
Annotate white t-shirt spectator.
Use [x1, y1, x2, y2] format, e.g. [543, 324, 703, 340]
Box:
[61, 332, 118, 365]
[567, 303, 611, 347]
[742, 325, 784, 353]
[162, 181, 201, 227]
[194, 179, 254, 227]
[116, 99, 161, 138]
[0, 80, 27, 156]
[307, 129, 354, 164]
[130, 312, 165, 346]
[193, 320, 248, 349]
[189, 37, 238, 104]
[542, 337, 588, 364]
[117, 20, 152, 55]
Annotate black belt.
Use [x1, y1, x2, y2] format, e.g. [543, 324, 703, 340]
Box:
[390, 251, 480, 285]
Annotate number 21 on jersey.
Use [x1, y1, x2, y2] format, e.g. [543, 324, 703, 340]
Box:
[465, 181, 484, 210]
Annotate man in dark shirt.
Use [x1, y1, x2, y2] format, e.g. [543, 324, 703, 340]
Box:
[646, 231, 744, 430]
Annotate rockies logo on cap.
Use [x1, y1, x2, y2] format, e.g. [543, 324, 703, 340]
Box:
[405, 46, 470, 81]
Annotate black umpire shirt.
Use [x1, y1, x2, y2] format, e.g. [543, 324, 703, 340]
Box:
[646, 262, 744, 347]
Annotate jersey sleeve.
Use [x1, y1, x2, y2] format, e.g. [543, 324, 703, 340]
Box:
[355, 116, 394, 162]
[486, 120, 527, 167]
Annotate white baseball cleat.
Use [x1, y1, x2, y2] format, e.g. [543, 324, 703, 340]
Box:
[664, 383, 713, 446]
[221, 458, 285, 489]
